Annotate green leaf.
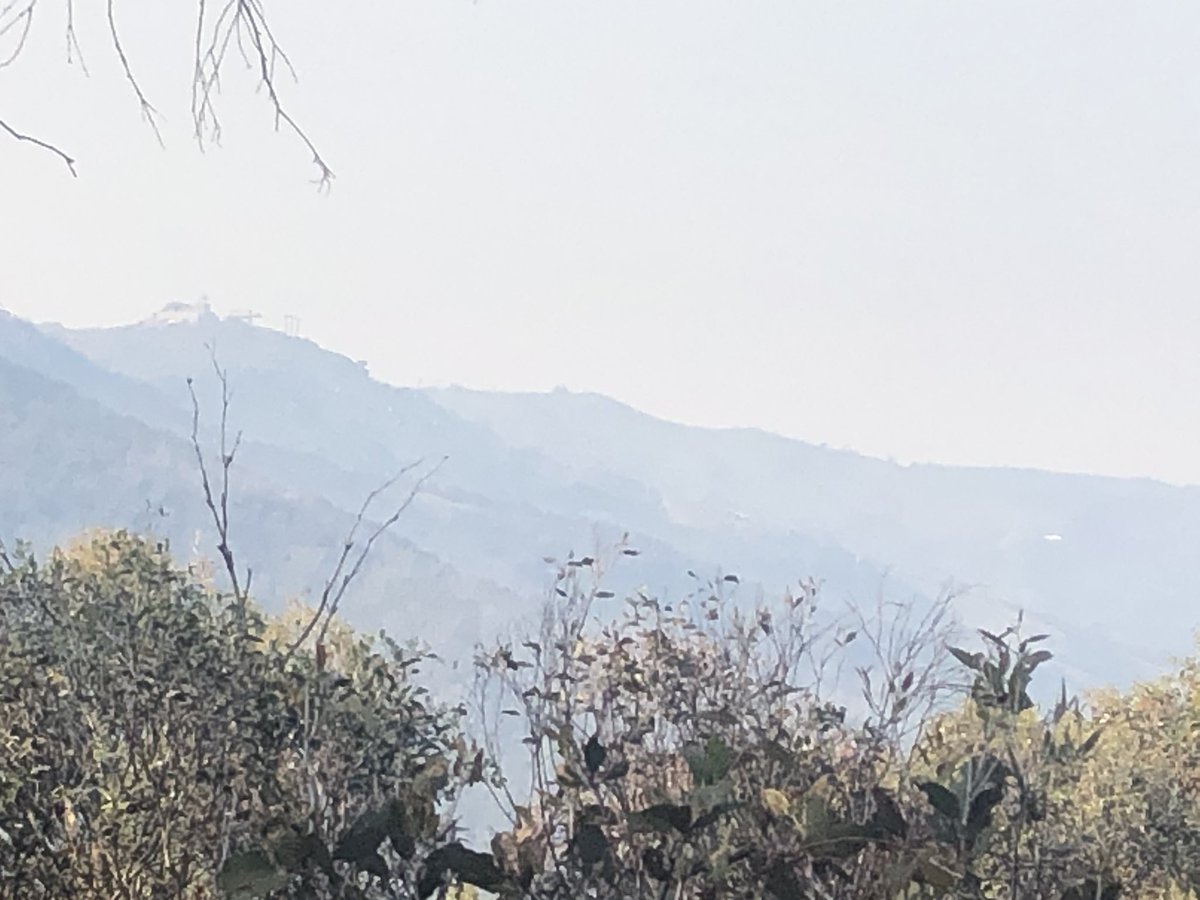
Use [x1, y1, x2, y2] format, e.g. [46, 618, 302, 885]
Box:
[642, 847, 672, 881]
[871, 786, 907, 838]
[418, 842, 508, 898]
[1061, 878, 1121, 900]
[690, 800, 742, 832]
[948, 646, 982, 671]
[1023, 649, 1053, 670]
[270, 830, 331, 874]
[628, 803, 693, 833]
[1078, 728, 1104, 757]
[764, 861, 811, 900]
[334, 808, 389, 865]
[216, 850, 289, 898]
[385, 797, 418, 859]
[583, 733, 607, 775]
[801, 790, 831, 840]
[604, 758, 631, 780]
[966, 785, 1005, 848]
[685, 736, 732, 786]
[802, 822, 882, 859]
[358, 850, 389, 879]
[571, 823, 610, 865]
[918, 781, 962, 821]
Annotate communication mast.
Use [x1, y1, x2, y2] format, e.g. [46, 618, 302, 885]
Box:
[283, 314, 301, 337]
[229, 309, 262, 325]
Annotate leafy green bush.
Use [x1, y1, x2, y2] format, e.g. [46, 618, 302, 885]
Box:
[5, 532, 1200, 899]
[0, 531, 480, 898]
[471, 552, 1200, 900]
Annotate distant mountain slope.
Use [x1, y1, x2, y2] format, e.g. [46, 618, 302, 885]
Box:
[47, 309, 894, 605]
[0, 343, 524, 672]
[431, 386, 1197, 665]
[7, 304, 1194, 690]
[0, 309, 186, 432]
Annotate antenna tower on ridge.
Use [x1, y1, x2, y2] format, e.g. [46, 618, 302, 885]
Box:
[284, 314, 301, 337]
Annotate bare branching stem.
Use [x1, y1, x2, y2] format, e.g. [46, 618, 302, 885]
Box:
[105, 0, 164, 145]
[192, 0, 333, 188]
[2, 0, 332, 182]
[0, 117, 77, 175]
[284, 456, 448, 664]
[187, 351, 249, 627]
[187, 349, 442, 659]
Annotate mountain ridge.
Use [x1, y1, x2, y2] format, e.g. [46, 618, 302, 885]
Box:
[4, 304, 1192, 690]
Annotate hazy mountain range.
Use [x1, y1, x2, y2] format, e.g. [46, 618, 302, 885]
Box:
[2, 303, 1196, 694]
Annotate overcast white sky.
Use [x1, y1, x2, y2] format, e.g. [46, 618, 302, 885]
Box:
[3, 2, 1199, 483]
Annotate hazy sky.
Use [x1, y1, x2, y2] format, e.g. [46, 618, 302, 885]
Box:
[3, 2, 1199, 483]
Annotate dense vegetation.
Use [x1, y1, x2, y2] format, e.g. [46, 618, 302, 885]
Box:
[0, 532, 478, 898]
[3, 531, 1200, 899]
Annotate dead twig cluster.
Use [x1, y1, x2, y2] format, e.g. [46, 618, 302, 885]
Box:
[282, 454, 447, 665]
[187, 349, 435, 651]
[1, 0, 330, 183]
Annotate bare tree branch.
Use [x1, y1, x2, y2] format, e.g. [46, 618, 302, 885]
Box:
[187, 349, 249, 626]
[848, 587, 958, 745]
[2, 0, 332, 183]
[186, 350, 443, 657]
[0, 116, 76, 175]
[284, 455, 449, 664]
[192, 0, 333, 188]
[0, 0, 35, 68]
[64, 0, 86, 72]
[106, 0, 164, 145]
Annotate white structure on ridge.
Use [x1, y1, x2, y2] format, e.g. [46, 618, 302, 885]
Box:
[144, 300, 213, 326]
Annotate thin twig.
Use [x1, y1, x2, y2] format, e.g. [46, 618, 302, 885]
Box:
[106, 0, 164, 146]
[64, 0, 86, 71]
[0, 116, 76, 175]
[0, 0, 36, 67]
[236, 0, 332, 188]
[186, 352, 249, 627]
[2, 0, 331, 183]
[192, 0, 333, 187]
[284, 457, 448, 663]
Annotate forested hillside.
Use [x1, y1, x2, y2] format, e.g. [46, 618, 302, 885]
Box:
[4, 305, 1196, 691]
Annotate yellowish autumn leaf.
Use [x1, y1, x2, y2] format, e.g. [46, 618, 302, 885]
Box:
[761, 787, 791, 816]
